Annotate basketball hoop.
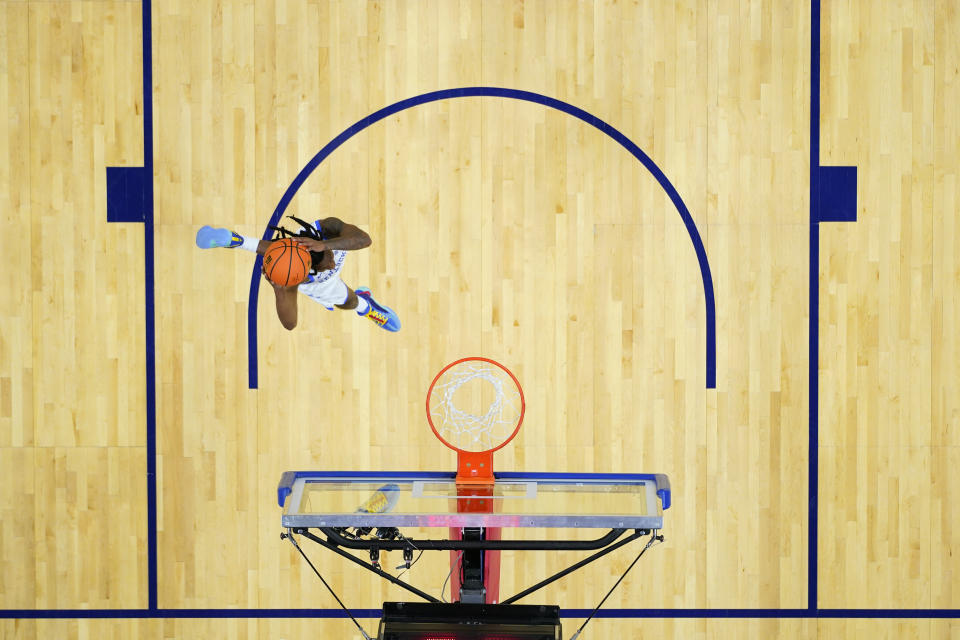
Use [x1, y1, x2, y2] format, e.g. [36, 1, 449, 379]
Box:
[426, 357, 524, 604]
[426, 357, 525, 484]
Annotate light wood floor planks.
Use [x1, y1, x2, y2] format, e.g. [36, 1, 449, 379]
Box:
[1, 0, 959, 638]
[0, 0, 147, 611]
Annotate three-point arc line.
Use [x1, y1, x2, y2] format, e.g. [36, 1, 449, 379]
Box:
[246, 87, 717, 391]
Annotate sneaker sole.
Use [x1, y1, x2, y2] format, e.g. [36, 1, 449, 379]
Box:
[356, 288, 401, 331]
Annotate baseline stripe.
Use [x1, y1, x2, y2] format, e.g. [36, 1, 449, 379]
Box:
[5, 608, 960, 620]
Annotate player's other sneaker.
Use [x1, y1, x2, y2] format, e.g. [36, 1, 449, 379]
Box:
[355, 287, 401, 332]
[355, 484, 401, 514]
[196, 225, 243, 249]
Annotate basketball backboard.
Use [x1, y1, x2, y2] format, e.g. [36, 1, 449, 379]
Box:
[278, 470, 670, 530]
[277, 359, 671, 630]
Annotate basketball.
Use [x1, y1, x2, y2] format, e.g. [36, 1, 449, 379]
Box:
[262, 238, 311, 287]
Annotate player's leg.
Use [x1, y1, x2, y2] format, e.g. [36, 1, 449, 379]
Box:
[325, 279, 400, 332]
[195, 226, 270, 253]
[335, 287, 359, 311]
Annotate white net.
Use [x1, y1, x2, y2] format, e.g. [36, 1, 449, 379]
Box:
[428, 360, 523, 452]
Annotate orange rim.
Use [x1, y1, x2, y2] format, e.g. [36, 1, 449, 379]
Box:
[425, 356, 525, 456]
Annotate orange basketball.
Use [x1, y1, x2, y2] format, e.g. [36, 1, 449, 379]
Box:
[262, 238, 311, 287]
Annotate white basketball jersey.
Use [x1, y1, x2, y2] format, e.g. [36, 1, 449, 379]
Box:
[296, 220, 348, 306]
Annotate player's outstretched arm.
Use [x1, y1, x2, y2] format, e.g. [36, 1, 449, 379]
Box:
[294, 217, 371, 253]
[271, 282, 299, 330]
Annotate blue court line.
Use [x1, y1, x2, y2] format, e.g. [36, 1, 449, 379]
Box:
[105, 167, 147, 222]
[808, 0, 821, 612]
[817, 166, 858, 222]
[141, 0, 158, 612]
[247, 87, 717, 390]
[99, 0, 157, 611]
[4, 609, 960, 620]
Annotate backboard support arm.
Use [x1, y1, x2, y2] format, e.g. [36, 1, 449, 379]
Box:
[500, 528, 652, 605]
[291, 526, 657, 609]
[295, 528, 442, 603]
[317, 526, 629, 551]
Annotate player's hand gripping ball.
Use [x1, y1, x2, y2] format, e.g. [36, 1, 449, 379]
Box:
[262, 238, 312, 287]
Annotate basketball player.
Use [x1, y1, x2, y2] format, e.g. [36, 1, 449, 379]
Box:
[195, 218, 401, 332]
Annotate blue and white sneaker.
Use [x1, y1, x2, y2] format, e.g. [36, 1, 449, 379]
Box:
[196, 225, 243, 249]
[355, 288, 401, 332]
[355, 484, 400, 514]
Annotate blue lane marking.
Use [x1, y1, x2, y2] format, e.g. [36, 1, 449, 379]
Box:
[106, 167, 147, 222]
[808, 224, 820, 612]
[818, 166, 858, 222]
[809, 0, 821, 613]
[103, 0, 157, 612]
[248, 87, 716, 390]
[141, 0, 158, 612]
[808, 8, 857, 613]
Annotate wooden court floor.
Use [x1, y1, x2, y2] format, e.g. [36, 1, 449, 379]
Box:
[1, 0, 959, 638]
